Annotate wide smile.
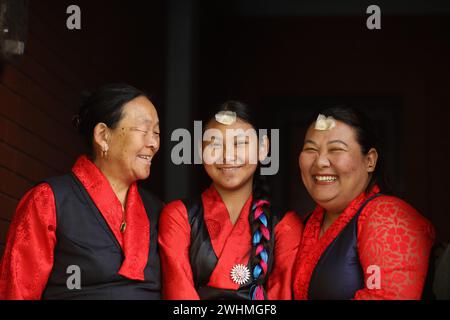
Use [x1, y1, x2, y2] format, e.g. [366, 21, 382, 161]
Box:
[313, 174, 338, 185]
[137, 155, 152, 165]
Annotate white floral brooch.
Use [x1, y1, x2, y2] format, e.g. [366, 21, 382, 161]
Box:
[230, 264, 250, 285]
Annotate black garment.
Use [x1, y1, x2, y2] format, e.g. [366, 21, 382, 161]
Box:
[308, 194, 381, 300]
[41, 174, 162, 300]
[182, 196, 284, 300]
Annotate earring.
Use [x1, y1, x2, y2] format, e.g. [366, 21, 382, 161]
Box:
[102, 143, 108, 158]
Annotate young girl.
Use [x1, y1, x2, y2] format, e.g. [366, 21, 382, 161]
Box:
[158, 101, 303, 300]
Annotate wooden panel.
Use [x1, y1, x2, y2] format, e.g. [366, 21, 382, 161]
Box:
[0, 167, 32, 200]
[0, 192, 18, 222]
[0, 142, 58, 183]
[0, 116, 73, 174]
[11, 50, 78, 108]
[0, 84, 85, 158]
[0, 65, 74, 128]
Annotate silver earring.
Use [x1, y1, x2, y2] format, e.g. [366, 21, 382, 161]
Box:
[102, 144, 108, 158]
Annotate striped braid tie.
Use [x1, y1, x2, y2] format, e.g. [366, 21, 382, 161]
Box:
[250, 199, 270, 300]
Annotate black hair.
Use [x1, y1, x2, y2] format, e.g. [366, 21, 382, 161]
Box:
[73, 83, 148, 152]
[205, 100, 273, 299]
[308, 106, 390, 194]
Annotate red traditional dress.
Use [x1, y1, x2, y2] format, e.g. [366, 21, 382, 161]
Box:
[158, 185, 303, 300]
[293, 185, 435, 300]
[0, 155, 161, 300]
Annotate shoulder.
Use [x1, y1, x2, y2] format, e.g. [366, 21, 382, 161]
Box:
[12, 182, 56, 225]
[274, 210, 304, 235]
[359, 195, 435, 239]
[160, 199, 189, 222]
[30, 182, 54, 196]
[19, 182, 55, 208]
[162, 199, 187, 212]
[158, 200, 191, 236]
[42, 174, 76, 192]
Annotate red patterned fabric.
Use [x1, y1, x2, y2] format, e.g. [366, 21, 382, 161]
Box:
[158, 185, 303, 300]
[0, 184, 56, 300]
[266, 210, 304, 300]
[0, 155, 150, 299]
[293, 186, 435, 300]
[203, 186, 254, 291]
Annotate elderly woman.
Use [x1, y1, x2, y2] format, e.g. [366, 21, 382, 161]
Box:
[293, 106, 435, 300]
[0, 83, 162, 299]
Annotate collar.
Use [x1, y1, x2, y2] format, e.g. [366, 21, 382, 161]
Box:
[294, 185, 380, 299]
[71, 155, 150, 281]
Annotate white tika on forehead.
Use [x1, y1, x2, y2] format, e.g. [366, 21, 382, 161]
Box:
[215, 111, 237, 126]
[314, 114, 336, 131]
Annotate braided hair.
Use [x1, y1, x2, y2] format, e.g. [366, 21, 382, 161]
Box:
[205, 100, 273, 300]
[249, 171, 272, 300]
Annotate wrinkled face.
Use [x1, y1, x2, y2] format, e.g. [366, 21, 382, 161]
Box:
[106, 96, 160, 183]
[202, 119, 260, 192]
[299, 120, 376, 213]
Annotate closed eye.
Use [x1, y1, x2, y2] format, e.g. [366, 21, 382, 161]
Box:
[329, 148, 346, 152]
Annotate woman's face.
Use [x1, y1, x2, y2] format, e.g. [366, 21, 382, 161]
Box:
[299, 120, 377, 214]
[202, 119, 260, 192]
[105, 96, 160, 183]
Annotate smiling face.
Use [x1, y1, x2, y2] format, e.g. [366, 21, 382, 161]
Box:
[202, 118, 260, 192]
[101, 96, 160, 184]
[299, 120, 377, 214]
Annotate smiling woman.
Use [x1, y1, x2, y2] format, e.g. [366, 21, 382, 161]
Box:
[0, 83, 163, 300]
[293, 106, 435, 300]
[158, 100, 303, 300]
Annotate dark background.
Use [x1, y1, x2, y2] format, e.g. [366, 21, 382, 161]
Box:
[1, 0, 449, 257]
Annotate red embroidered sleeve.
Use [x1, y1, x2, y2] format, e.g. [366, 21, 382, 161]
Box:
[0, 184, 57, 300]
[158, 200, 200, 300]
[354, 196, 435, 300]
[267, 211, 303, 300]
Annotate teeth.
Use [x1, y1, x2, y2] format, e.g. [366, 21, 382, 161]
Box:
[315, 175, 337, 182]
[221, 167, 239, 171]
[138, 155, 151, 161]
